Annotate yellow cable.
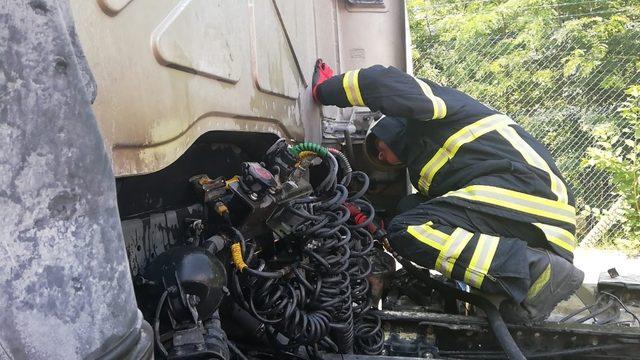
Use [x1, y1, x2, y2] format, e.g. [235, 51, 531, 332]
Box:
[225, 175, 240, 189]
[298, 151, 318, 160]
[214, 202, 229, 216]
[231, 243, 247, 271]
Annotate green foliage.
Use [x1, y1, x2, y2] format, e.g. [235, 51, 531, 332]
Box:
[582, 86, 640, 253]
[408, 0, 640, 250]
[410, 0, 640, 114]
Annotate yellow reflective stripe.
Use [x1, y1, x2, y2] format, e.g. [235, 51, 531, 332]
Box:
[415, 78, 447, 119]
[533, 223, 576, 253]
[527, 263, 551, 299]
[464, 234, 499, 289]
[407, 222, 449, 251]
[342, 71, 356, 106]
[418, 114, 515, 193]
[352, 69, 365, 106]
[497, 126, 568, 203]
[444, 185, 576, 225]
[436, 228, 473, 278]
[342, 70, 365, 106]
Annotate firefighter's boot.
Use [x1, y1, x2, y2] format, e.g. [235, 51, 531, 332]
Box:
[500, 247, 584, 324]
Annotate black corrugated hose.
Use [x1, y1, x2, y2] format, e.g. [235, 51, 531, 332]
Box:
[229, 150, 383, 358]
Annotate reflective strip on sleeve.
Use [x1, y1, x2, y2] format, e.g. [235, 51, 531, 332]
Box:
[418, 114, 515, 194]
[464, 234, 499, 289]
[342, 70, 365, 106]
[527, 263, 551, 299]
[533, 223, 576, 253]
[443, 185, 576, 225]
[497, 126, 569, 203]
[352, 70, 365, 106]
[407, 222, 449, 251]
[435, 228, 474, 278]
[415, 78, 447, 119]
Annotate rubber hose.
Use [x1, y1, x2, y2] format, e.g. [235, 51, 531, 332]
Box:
[328, 148, 353, 173]
[343, 130, 355, 163]
[574, 298, 615, 324]
[317, 152, 338, 193]
[154, 290, 169, 358]
[228, 150, 382, 355]
[290, 142, 329, 158]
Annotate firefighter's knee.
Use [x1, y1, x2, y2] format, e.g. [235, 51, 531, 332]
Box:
[396, 193, 428, 214]
[387, 208, 432, 251]
[387, 216, 414, 257]
[387, 215, 405, 239]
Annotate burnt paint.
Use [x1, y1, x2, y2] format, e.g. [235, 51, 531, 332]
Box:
[116, 131, 279, 219]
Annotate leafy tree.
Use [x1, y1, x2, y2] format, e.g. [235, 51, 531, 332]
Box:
[582, 86, 640, 252]
[408, 0, 640, 248]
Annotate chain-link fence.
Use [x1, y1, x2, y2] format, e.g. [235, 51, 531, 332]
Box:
[409, 0, 640, 249]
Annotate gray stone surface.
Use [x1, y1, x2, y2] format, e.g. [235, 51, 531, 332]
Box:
[0, 1, 149, 358]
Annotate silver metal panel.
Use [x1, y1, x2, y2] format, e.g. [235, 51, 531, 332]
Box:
[273, 0, 317, 86]
[251, 0, 303, 99]
[69, 0, 407, 176]
[338, 0, 407, 75]
[152, 0, 244, 83]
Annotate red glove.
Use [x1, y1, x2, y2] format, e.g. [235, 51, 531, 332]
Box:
[312, 59, 334, 103]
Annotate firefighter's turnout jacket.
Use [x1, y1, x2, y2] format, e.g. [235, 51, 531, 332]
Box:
[316, 65, 576, 302]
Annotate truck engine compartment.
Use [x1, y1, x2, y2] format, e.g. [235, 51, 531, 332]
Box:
[117, 134, 640, 360]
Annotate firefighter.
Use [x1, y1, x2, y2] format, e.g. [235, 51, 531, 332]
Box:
[311, 59, 584, 323]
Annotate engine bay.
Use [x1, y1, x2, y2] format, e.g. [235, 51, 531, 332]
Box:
[118, 136, 640, 359]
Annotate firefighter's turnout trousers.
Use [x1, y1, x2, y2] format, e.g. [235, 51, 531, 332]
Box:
[317, 65, 577, 303]
[390, 194, 554, 302]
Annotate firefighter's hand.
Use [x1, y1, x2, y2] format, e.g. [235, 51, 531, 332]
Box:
[312, 59, 333, 103]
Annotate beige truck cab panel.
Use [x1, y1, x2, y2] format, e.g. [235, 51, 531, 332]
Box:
[70, 0, 408, 176]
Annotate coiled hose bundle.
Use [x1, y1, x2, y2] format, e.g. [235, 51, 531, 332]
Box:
[340, 169, 384, 355]
[229, 144, 383, 358]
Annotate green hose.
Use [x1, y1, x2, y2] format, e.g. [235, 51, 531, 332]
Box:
[289, 142, 328, 158]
